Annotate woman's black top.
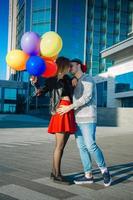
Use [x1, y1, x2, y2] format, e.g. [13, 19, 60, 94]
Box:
[42, 74, 73, 101]
[33, 75, 74, 114]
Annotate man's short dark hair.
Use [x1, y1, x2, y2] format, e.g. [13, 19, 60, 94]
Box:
[71, 58, 87, 73]
[71, 58, 83, 65]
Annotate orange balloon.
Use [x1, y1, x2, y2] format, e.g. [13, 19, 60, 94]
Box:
[42, 54, 58, 61]
[51, 54, 58, 60]
[41, 58, 57, 78]
[6, 49, 29, 71]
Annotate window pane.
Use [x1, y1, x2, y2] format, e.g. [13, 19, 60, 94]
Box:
[32, 23, 51, 35]
[4, 89, 16, 100]
[32, 0, 51, 10]
[97, 81, 107, 107]
[115, 72, 133, 93]
[4, 104, 16, 113]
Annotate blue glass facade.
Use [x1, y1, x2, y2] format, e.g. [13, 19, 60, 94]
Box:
[31, 0, 55, 35]
[87, 0, 131, 76]
[115, 72, 133, 93]
[15, 0, 132, 78]
[57, 0, 86, 61]
[6, 0, 133, 111]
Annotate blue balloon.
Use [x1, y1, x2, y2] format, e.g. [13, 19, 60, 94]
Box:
[26, 56, 46, 76]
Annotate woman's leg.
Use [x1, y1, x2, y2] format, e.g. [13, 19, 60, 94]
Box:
[52, 133, 69, 177]
[59, 134, 70, 175]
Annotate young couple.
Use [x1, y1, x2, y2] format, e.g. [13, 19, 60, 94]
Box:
[34, 56, 111, 187]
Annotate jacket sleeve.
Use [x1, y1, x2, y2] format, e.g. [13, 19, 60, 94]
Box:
[32, 80, 40, 89]
[32, 78, 49, 95]
[42, 79, 49, 94]
[73, 80, 93, 110]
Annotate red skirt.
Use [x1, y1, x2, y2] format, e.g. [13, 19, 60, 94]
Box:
[48, 99, 77, 134]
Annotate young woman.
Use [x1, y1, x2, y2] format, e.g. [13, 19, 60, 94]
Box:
[34, 57, 77, 183]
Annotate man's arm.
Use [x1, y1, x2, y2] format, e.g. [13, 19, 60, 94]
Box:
[57, 80, 93, 115]
[72, 80, 93, 110]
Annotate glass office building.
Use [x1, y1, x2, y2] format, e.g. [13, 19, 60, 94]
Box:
[87, 0, 132, 76]
[6, 0, 133, 112]
[9, 0, 133, 79]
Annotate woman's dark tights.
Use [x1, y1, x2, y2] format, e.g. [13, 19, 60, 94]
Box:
[52, 133, 70, 177]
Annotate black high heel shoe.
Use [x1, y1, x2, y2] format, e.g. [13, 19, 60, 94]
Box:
[50, 172, 55, 179]
[54, 175, 70, 185]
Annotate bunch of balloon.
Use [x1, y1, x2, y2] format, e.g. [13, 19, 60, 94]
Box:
[40, 31, 63, 78]
[6, 31, 63, 78]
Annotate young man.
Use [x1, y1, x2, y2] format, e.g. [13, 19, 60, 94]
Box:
[57, 59, 111, 187]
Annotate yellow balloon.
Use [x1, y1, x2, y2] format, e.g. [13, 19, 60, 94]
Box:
[40, 31, 63, 57]
[6, 49, 29, 71]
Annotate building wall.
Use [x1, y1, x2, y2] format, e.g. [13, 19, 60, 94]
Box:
[94, 58, 133, 108]
[97, 107, 133, 127]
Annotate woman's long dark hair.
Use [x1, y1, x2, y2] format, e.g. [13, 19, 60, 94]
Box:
[55, 56, 70, 75]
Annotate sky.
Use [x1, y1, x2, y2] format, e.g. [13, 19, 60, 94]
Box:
[0, 0, 9, 80]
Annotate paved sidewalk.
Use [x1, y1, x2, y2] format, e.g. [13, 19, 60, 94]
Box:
[0, 114, 133, 200]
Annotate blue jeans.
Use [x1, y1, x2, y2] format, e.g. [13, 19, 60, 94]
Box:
[75, 123, 106, 173]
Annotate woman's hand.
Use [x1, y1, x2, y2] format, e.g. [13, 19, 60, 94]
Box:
[35, 88, 43, 96]
[30, 76, 38, 85]
[72, 77, 78, 87]
[57, 105, 73, 115]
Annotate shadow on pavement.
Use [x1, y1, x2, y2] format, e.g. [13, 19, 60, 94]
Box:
[64, 162, 133, 186]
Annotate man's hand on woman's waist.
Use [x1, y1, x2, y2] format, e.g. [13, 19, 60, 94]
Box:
[57, 104, 74, 115]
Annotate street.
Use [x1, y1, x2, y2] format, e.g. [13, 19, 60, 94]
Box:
[0, 114, 133, 200]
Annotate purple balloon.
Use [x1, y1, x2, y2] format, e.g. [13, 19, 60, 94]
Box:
[21, 32, 40, 55]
